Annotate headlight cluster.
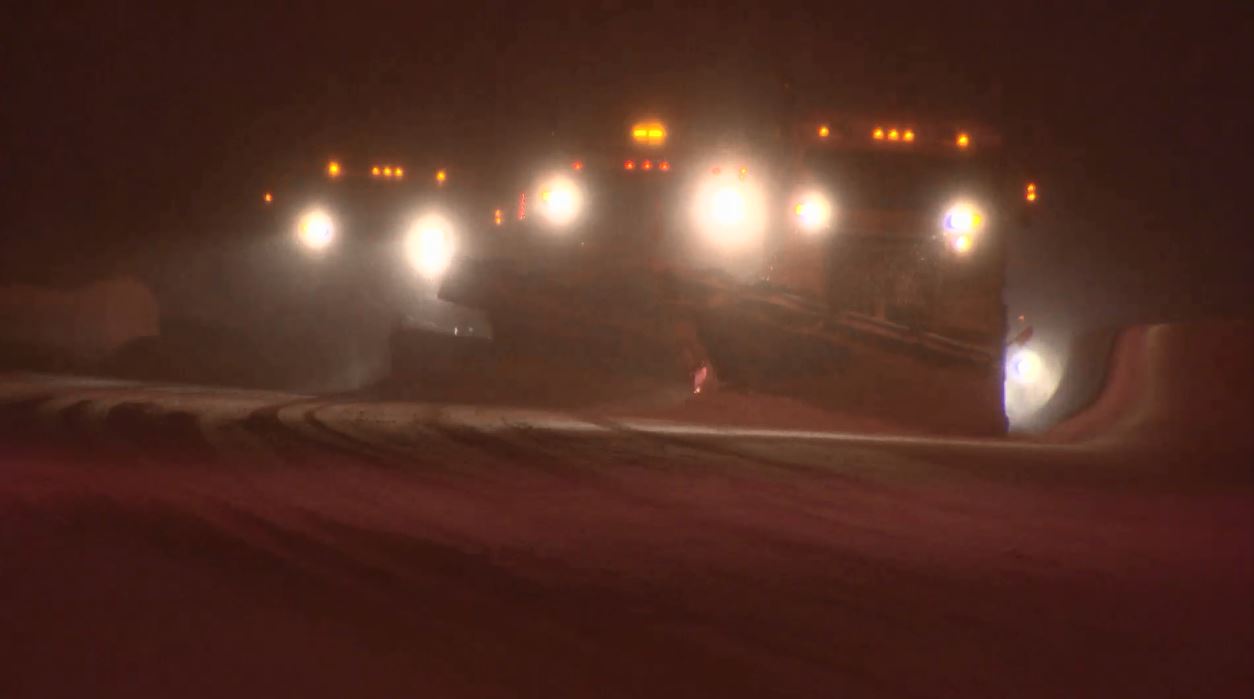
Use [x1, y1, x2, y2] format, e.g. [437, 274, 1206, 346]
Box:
[690, 177, 768, 251]
[941, 201, 986, 255]
[293, 207, 458, 283]
[291, 160, 992, 286]
[792, 192, 833, 232]
[404, 213, 456, 281]
[296, 209, 336, 251]
[535, 175, 584, 229]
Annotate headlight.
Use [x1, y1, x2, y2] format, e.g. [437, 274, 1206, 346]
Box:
[1003, 343, 1063, 430]
[950, 233, 974, 254]
[942, 202, 985, 234]
[296, 209, 335, 251]
[1008, 348, 1042, 384]
[535, 175, 583, 228]
[691, 176, 766, 250]
[404, 213, 456, 281]
[941, 201, 985, 254]
[711, 186, 746, 225]
[792, 191, 833, 232]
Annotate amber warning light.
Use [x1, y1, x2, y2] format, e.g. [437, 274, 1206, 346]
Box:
[371, 165, 404, 179]
[630, 121, 667, 147]
[871, 125, 914, 143]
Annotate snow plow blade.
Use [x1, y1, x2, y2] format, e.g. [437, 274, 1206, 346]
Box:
[431, 259, 1006, 434]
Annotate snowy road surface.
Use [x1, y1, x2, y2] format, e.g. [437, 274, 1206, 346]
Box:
[1, 374, 1250, 698]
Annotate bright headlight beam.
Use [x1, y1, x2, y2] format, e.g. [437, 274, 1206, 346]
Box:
[535, 175, 583, 228]
[941, 202, 985, 255]
[711, 187, 746, 225]
[793, 192, 833, 232]
[942, 202, 985, 234]
[296, 209, 335, 251]
[404, 213, 456, 281]
[690, 171, 767, 251]
[1009, 348, 1043, 384]
[1004, 343, 1063, 431]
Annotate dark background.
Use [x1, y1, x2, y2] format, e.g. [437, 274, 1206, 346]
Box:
[3, 1, 1250, 329]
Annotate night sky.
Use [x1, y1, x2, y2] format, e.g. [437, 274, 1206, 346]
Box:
[3, 2, 1250, 327]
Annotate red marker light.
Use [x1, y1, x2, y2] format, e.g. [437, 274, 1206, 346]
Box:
[641, 159, 653, 171]
[624, 160, 635, 170]
[571, 160, 584, 171]
[659, 160, 670, 172]
[711, 166, 722, 175]
[517, 192, 526, 220]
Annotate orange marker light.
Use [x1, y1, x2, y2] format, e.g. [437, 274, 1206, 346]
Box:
[435, 169, 447, 185]
[263, 192, 273, 203]
[738, 165, 748, 180]
[631, 122, 667, 146]
[571, 160, 583, 171]
[383, 166, 393, 177]
[394, 167, 404, 178]
[818, 124, 830, 138]
[888, 128, 900, 141]
[659, 160, 670, 172]
[956, 133, 971, 149]
[493, 208, 503, 226]
[372, 166, 381, 176]
[903, 129, 915, 142]
[641, 159, 653, 171]
[624, 160, 635, 171]
[327, 161, 341, 178]
[1026, 182, 1038, 202]
[872, 127, 885, 140]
